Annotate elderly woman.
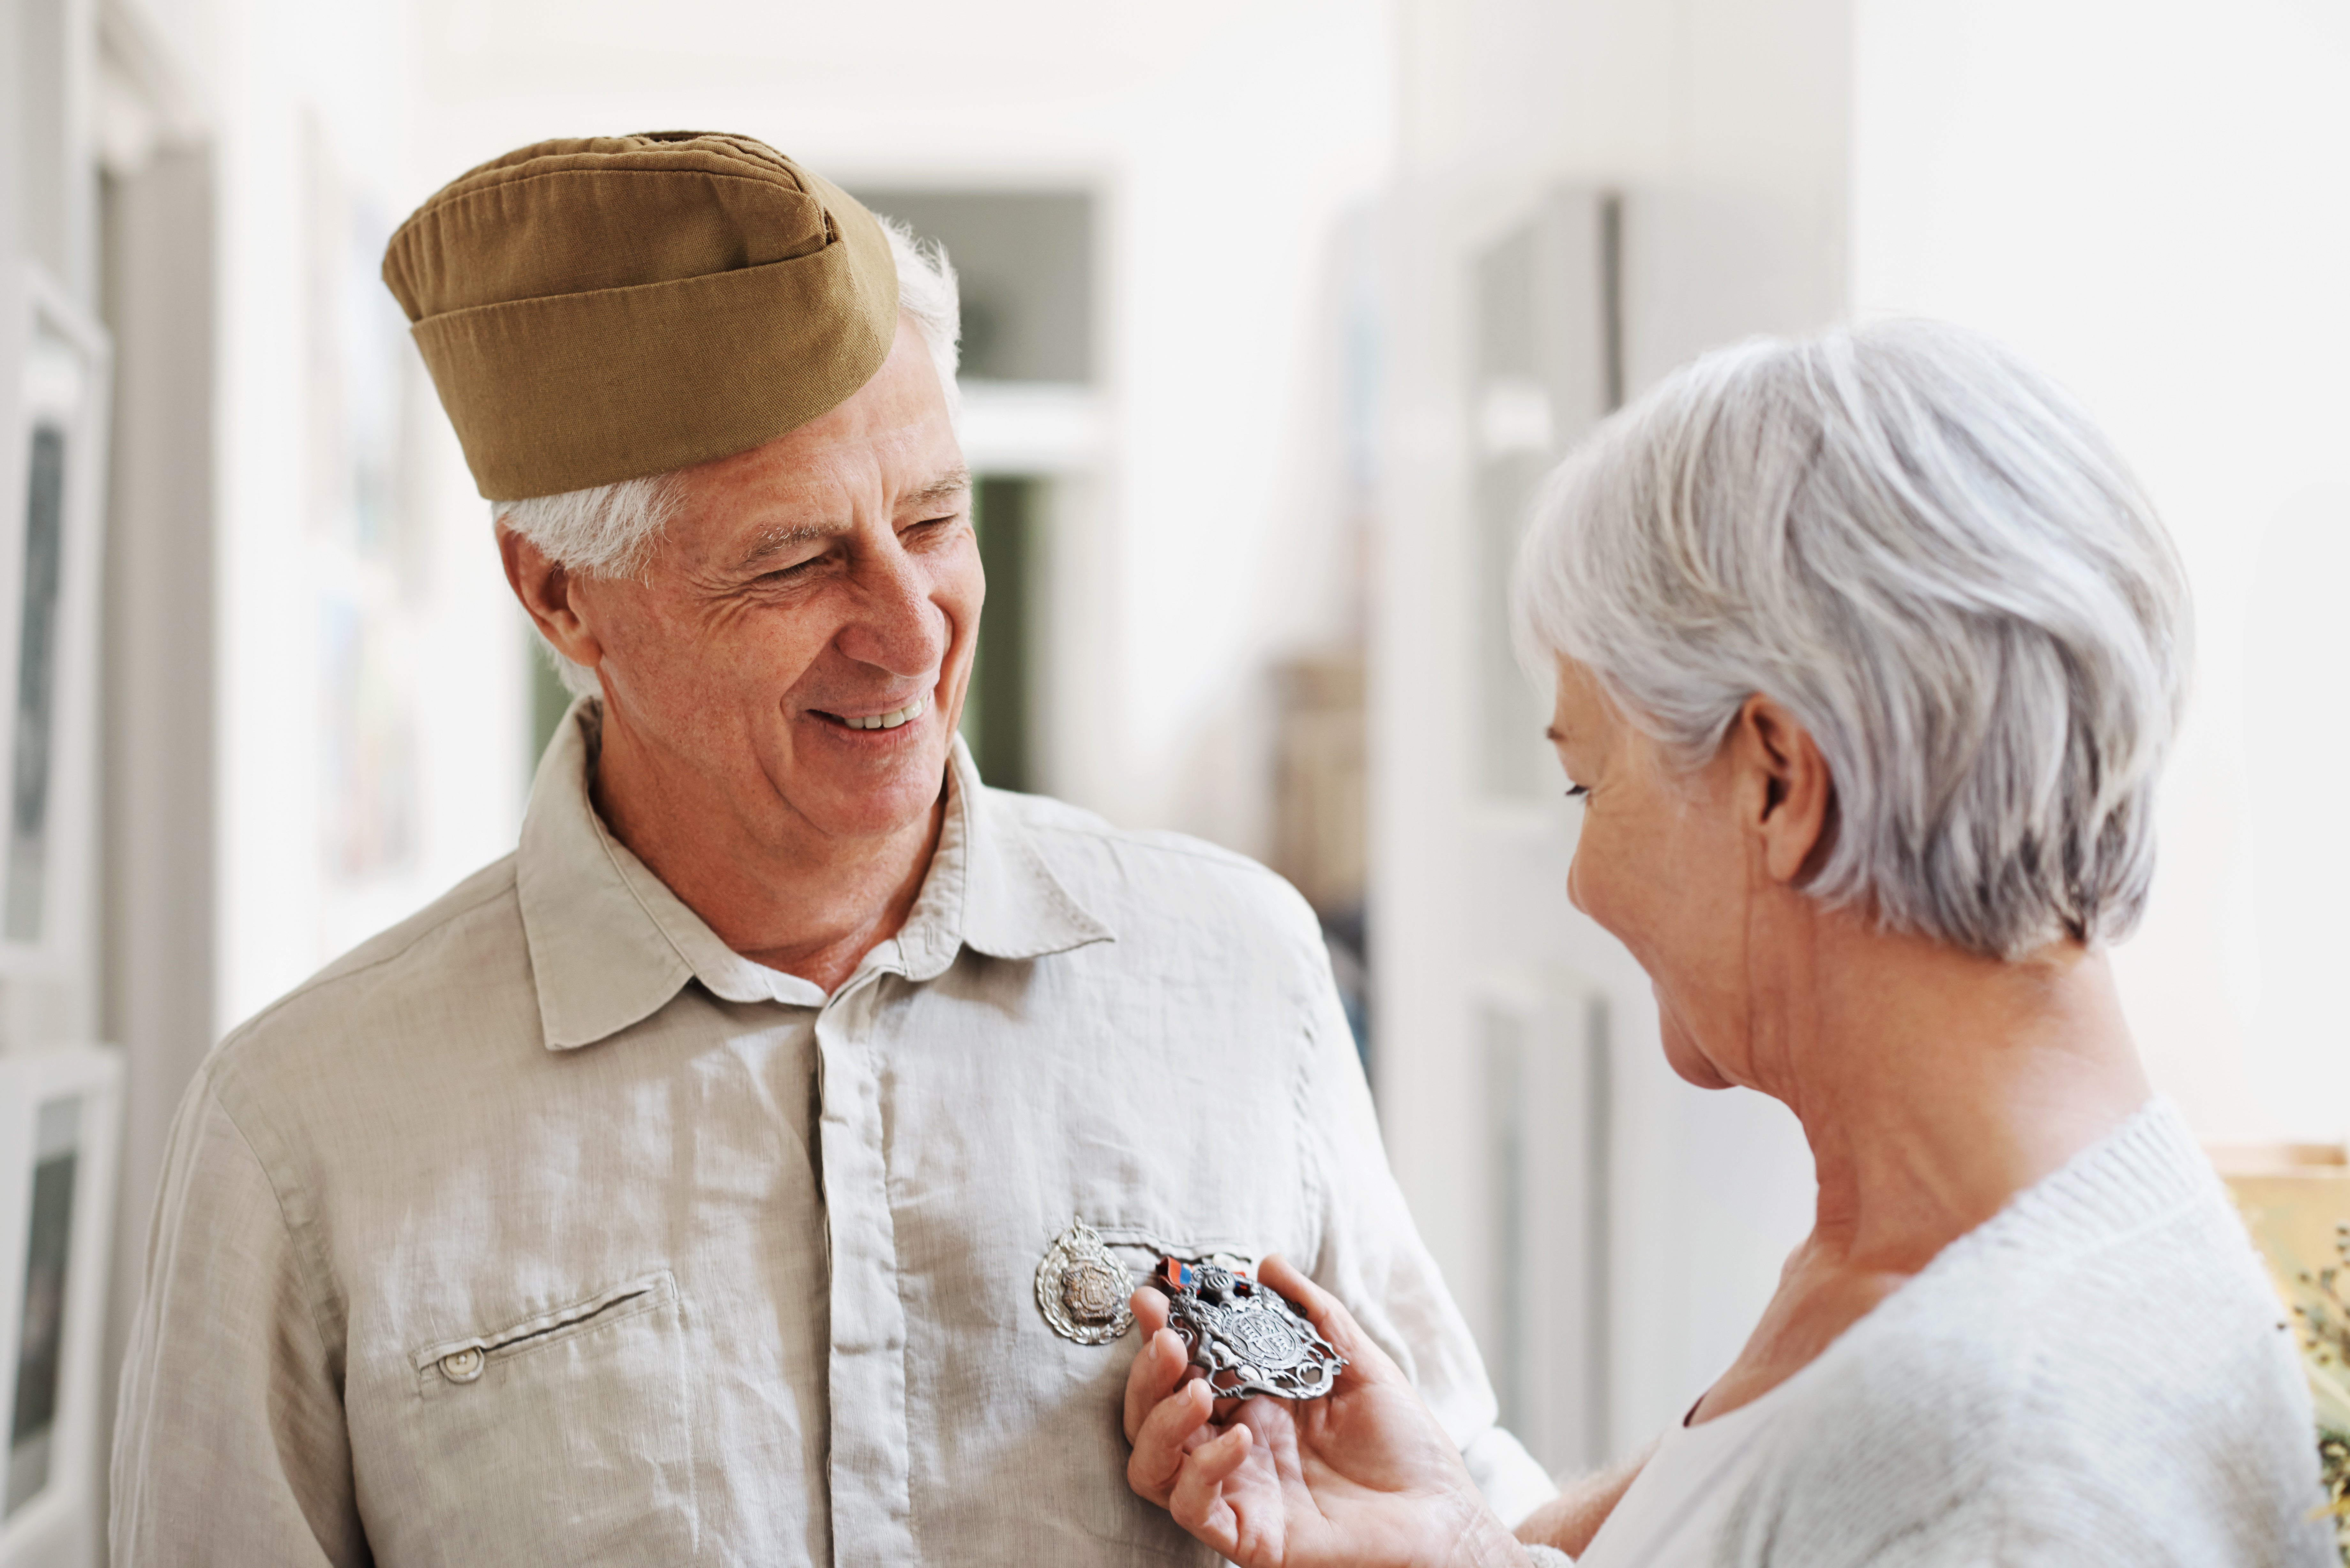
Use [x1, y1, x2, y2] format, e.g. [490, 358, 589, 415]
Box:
[1123, 320, 2330, 1566]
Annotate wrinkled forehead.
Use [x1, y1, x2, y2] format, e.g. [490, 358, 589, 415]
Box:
[1546, 654, 1655, 771]
[1547, 654, 1614, 732]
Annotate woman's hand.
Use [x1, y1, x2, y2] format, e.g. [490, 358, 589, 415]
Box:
[1122, 1255, 1526, 1568]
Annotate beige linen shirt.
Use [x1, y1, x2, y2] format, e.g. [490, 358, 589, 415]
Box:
[113, 703, 1549, 1565]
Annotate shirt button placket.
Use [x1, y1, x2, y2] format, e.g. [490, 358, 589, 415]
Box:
[814, 979, 915, 1566]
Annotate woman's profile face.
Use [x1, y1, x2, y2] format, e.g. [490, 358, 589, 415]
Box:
[1546, 655, 1759, 1092]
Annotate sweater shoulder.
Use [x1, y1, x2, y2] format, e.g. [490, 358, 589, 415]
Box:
[1715, 1107, 2331, 1566]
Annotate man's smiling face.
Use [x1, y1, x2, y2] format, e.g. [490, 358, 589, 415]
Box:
[567, 318, 981, 847]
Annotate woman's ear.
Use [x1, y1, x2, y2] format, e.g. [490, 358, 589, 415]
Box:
[498, 524, 605, 670]
[1734, 694, 1837, 886]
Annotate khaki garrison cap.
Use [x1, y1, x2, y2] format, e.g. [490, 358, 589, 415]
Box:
[383, 131, 899, 500]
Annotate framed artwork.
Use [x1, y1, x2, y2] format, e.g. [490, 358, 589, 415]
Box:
[0, 1045, 122, 1559]
[0, 267, 110, 974]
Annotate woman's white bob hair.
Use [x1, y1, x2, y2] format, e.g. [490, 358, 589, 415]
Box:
[1511, 319, 2191, 961]
[497, 216, 961, 699]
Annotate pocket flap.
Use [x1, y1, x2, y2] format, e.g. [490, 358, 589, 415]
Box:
[413, 1270, 675, 1381]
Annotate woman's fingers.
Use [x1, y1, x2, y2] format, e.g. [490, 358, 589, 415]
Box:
[1167, 1424, 1254, 1553]
[1255, 1254, 1408, 1390]
[1127, 1376, 1215, 1506]
[1123, 1313, 1189, 1444]
[1122, 1286, 1180, 1444]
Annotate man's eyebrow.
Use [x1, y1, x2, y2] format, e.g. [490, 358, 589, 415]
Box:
[901, 467, 972, 515]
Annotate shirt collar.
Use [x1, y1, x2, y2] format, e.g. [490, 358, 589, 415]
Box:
[516, 699, 1113, 1051]
[905, 727, 1117, 976]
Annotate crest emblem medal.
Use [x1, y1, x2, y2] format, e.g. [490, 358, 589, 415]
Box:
[1035, 1219, 1136, 1345]
[1146, 1257, 1346, 1401]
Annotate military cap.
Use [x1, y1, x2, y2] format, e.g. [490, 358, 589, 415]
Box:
[383, 131, 898, 500]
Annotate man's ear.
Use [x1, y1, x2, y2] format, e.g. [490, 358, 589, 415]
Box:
[1734, 694, 1837, 887]
[497, 523, 604, 671]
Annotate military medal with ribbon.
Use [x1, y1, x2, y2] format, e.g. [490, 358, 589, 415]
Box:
[1144, 1256, 1347, 1401]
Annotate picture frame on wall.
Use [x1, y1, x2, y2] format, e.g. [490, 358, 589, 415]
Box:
[0, 1045, 123, 1564]
[0, 266, 111, 975]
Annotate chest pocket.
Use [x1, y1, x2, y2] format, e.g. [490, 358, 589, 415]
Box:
[401, 1271, 695, 1566]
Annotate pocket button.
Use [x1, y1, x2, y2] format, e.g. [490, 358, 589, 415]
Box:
[438, 1347, 485, 1384]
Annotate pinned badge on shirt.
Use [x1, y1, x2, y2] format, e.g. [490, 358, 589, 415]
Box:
[1035, 1219, 1136, 1345]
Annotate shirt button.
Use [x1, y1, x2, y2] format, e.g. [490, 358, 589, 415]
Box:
[439, 1347, 485, 1383]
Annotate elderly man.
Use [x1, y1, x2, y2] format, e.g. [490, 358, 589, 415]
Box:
[110, 133, 1546, 1565]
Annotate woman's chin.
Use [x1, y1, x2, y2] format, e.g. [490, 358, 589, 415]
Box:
[1658, 1011, 1737, 1091]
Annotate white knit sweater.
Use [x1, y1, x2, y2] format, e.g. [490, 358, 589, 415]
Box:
[1666, 1099, 2334, 1566]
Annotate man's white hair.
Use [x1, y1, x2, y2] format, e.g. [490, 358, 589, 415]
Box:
[1511, 318, 2191, 961]
[501, 217, 961, 699]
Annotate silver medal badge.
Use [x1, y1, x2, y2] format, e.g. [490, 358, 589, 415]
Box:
[1035, 1219, 1136, 1345]
[1146, 1257, 1346, 1401]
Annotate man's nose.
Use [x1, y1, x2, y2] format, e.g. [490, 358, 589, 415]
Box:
[835, 540, 950, 678]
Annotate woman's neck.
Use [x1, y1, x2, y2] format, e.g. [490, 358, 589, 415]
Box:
[1690, 915, 2150, 1424]
[1771, 918, 2151, 1275]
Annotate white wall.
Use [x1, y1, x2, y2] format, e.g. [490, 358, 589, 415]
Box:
[1395, 0, 1847, 381]
[1853, 0, 2350, 1144]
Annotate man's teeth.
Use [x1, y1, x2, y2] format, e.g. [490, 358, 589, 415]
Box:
[841, 697, 929, 731]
